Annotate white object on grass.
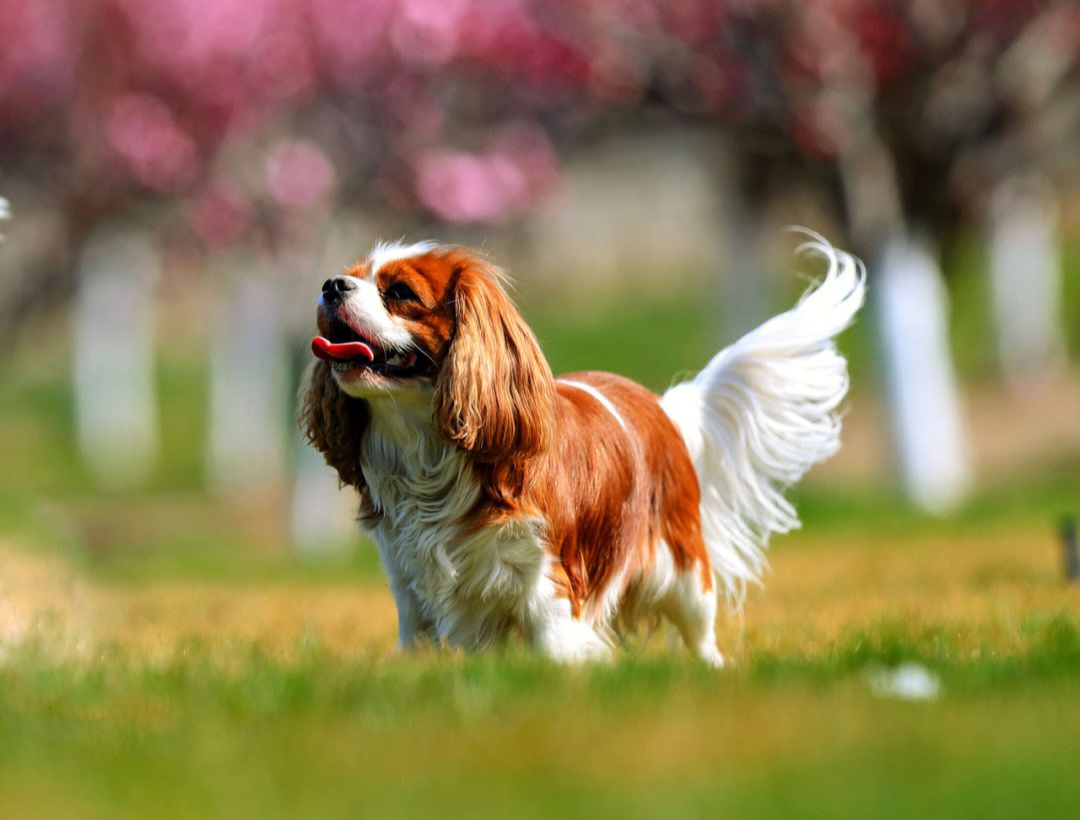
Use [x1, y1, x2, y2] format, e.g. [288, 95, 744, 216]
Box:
[867, 662, 942, 701]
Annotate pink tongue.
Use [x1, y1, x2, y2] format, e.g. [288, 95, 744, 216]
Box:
[311, 336, 375, 363]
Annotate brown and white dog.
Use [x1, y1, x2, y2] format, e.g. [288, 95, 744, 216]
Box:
[301, 237, 864, 664]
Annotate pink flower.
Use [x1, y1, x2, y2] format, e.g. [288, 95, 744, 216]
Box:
[186, 180, 254, 249]
[415, 151, 511, 224]
[413, 120, 560, 224]
[390, 0, 468, 67]
[266, 139, 336, 208]
[106, 93, 199, 191]
[0, 0, 79, 118]
[310, 0, 398, 83]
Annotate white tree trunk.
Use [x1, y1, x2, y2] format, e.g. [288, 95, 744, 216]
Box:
[290, 438, 360, 555]
[73, 224, 161, 488]
[988, 178, 1065, 381]
[206, 256, 289, 491]
[876, 236, 974, 514]
[838, 123, 974, 513]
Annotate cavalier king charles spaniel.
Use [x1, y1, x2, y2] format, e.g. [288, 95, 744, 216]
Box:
[301, 236, 864, 665]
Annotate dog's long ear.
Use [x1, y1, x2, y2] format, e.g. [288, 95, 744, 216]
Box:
[299, 360, 369, 489]
[434, 257, 555, 461]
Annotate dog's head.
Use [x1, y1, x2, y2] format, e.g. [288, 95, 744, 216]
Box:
[301, 243, 555, 484]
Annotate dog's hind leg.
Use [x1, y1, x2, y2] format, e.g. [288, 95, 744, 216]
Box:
[661, 563, 725, 668]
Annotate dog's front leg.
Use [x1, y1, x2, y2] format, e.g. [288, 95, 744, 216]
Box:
[390, 584, 433, 650]
[379, 552, 435, 650]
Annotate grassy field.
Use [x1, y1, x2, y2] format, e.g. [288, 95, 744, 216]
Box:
[3, 261, 1080, 818]
[3, 509, 1080, 820]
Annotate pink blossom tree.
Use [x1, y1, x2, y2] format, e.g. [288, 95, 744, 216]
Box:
[2, 0, 1075, 507]
[4, 1, 1074, 257]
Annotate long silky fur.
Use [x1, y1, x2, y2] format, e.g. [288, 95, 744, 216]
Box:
[661, 234, 866, 604]
[299, 359, 370, 494]
[433, 257, 556, 461]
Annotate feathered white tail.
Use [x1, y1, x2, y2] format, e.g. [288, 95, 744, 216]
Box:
[661, 234, 865, 603]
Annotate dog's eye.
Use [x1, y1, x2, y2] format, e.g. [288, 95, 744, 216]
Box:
[384, 281, 420, 303]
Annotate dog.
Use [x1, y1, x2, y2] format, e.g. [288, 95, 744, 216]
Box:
[301, 236, 864, 664]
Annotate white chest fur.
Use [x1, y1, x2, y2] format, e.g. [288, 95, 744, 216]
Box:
[361, 392, 549, 648]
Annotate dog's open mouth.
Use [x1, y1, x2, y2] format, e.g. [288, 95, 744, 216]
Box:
[311, 319, 422, 377]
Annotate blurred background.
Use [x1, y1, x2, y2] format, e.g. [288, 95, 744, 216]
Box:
[2, 0, 1079, 575]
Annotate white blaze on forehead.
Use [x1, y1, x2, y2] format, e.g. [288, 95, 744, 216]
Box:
[337, 275, 414, 349]
[367, 240, 438, 279]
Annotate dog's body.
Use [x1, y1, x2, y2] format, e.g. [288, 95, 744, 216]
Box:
[301, 238, 864, 664]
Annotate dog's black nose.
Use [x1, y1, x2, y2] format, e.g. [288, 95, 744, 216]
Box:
[321, 277, 356, 303]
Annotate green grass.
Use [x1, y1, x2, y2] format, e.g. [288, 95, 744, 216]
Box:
[3, 630, 1080, 820]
